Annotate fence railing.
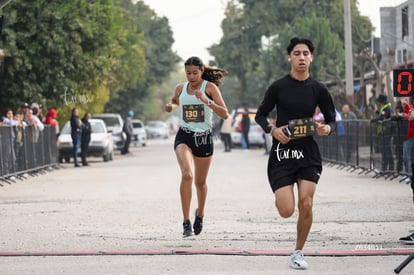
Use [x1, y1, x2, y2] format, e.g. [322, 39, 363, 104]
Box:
[315, 119, 411, 181]
[0, 125, 58, 181]
[1, 120, 412, 182]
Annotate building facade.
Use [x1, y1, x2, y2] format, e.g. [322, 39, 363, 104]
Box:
[380, 0, 414, 70]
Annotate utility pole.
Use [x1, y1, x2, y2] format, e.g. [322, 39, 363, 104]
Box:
[0, 0, 12, 71]
[0, 0, 13, 9]
[344, 0, 354, 103]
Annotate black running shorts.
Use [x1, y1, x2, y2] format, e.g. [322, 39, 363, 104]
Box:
[267, 138, 322, 192]
[174, 127, 214, 158]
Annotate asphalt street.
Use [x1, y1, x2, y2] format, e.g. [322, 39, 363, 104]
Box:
[0, 137, 413, 274]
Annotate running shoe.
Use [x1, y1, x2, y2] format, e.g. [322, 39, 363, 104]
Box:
[193, 208, 204, 235]
[182, 220, 192, 237]
[399, 232, 414, 244]
[289, 250, 308, 269]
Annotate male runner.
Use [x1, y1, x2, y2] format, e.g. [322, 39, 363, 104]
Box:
[255, 37, 336, 269]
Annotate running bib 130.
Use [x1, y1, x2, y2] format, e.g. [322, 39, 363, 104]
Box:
[183, 104, 205, 123]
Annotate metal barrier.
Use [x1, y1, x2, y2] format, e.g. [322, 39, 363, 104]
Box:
[315, 119, 411, 181]
[1, 120, 412, 182]
[0, 125, 58, 182]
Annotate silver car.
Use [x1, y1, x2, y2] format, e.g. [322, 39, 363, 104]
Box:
[57, 119, 114, 163]
[145, 120, 169, 139]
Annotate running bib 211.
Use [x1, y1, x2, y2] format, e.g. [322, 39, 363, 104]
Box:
[286, 117, 316, 138]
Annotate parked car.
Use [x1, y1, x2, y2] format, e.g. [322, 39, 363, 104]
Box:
[92, 113, 124, 150]
[57, 119, 114, 163]
[145, 120, 169, 139]
[132, 119, 147, 147]
[230, 108, 265, 147]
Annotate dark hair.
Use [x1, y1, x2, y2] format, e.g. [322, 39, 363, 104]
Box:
[32, 107, 39, 115]
[376, 94, 388, 104]
[184, 56, 227, 86]
[286, 37, 315, 54]
[82, 112, 91, 120]
[4, 107, 12, 116]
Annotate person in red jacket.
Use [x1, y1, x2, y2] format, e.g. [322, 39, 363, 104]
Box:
[44, 108, 59, 134]
[399, 97, 414, 244]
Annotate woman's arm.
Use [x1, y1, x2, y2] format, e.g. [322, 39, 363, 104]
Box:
[165, 84, 183, 112]
[200, 82, 229, 119]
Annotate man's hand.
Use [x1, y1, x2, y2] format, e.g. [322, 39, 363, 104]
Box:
[315, 122, 331, 136]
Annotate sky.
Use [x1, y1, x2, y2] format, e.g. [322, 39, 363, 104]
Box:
[141, 0, 408, 63]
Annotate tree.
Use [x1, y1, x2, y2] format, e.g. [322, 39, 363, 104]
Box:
[0, 0, 147, 120]
[210, 0, 374, 109]
[105, 0, 180, 120]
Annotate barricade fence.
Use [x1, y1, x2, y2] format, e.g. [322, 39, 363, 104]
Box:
[0, 125, 58, 180]
[0, 120, 411, 181]
[315, 119, 411, 180]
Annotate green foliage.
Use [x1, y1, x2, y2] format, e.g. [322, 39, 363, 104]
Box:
[210, 0, 374, 107]
[0, 1, 128, 110]
[0, 0, 178, 123]
[0, 0, 375, 121]
[105, 0, 180, 120]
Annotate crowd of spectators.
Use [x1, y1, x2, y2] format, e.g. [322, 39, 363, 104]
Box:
[0, 102, 59, 175]
[0, 102, 59, 130]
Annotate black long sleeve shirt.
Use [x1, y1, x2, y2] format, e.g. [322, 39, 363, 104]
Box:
[255, 74, 336, 144]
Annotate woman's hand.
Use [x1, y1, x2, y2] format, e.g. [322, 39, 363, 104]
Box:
[195, 90, 207, 104]
[165, 103, 173, 112]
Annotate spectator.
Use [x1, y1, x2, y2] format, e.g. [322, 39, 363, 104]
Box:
[335, 109, 346, 161]
[393, 100, 406, 174]
[13, 111, 26, 127]
[24, 108, 44, 131]
[341, 104, 357, 120]
[400, 112, 414, 244]
[401, 97, 414, 183]
[313, 106, 324, 123]
[2, 108, 18, 126]
[14, 111, 27, 171]
[1, 108, 17, 174]
[44, 107, 59, 134]
[412, 161, 414, 202]
[70, 108, 82, 167]
[241, 107, 250, 151]
[220, 116, 232, 152]
[31, 103, 43, 121]
[371, 94, 393, 172]
[38, 103, 44, 122]
[341, 104, 357, 163]
[121, 110, 134, 155]
[81, 112, 92, 166]
[19, 102, 29, 115]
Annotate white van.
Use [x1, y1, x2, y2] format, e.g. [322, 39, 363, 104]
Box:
[92, 113, 124, 150]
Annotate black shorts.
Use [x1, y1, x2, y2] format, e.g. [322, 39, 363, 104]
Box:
[174, 127, 214, 158]
[267, 138, 322, 192]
